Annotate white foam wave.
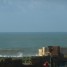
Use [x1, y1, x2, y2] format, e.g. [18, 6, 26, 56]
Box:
[0, 52, 23, 57]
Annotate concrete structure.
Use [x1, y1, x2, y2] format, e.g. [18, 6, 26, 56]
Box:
[42, 47, 45, 56]
[38, 49, 43, 56]
[38, 47, 46, 56]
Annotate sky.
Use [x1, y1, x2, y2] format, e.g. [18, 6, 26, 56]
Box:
[0, 0, 67, 32]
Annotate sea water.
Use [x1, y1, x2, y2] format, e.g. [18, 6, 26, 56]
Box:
[0, 32, 67, 57]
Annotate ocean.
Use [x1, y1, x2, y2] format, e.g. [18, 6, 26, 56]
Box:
[0, 32, 67, 57]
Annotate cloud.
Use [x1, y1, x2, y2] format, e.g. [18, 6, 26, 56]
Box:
[0, 0, 44, 10]
[0, 0, 67, 12]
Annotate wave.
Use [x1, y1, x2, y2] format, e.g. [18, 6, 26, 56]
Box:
[0, 52, 23, 57]
[0, 53, 37, 57]
[0, 48, 37, 57]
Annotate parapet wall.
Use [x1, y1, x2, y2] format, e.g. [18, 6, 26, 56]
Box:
[0, 56, 50, 67]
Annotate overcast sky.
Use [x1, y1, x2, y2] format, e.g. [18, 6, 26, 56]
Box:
[0, 0, 67, 32]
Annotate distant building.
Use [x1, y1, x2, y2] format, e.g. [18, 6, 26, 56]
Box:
[48, 46, 60, 56]
[38, 47, 46, 56]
